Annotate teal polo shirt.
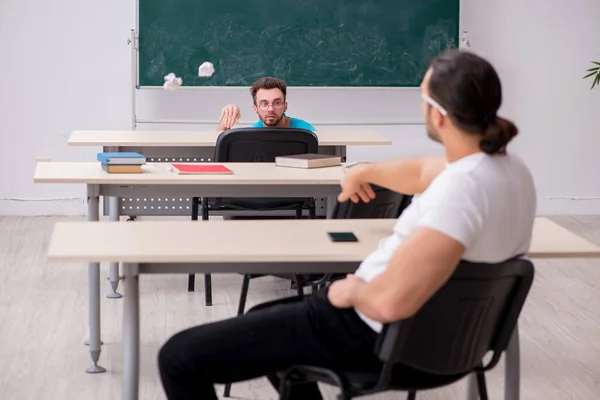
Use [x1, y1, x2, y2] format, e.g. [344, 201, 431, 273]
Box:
[250, 116, 316, 132]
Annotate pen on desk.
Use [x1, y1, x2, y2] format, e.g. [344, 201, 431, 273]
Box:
[343, 161, 365, 173]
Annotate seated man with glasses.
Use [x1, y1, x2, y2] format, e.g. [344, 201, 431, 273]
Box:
[217, 76, 316, 132]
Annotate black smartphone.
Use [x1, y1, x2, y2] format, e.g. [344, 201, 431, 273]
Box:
[328, 232, 358, 242]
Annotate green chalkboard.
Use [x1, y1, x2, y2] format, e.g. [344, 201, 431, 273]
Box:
[138, 0, 459, 87]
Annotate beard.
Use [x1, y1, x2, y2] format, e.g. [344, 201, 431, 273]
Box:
[261, 113, 284, 127]
[426, 119, 441, 143]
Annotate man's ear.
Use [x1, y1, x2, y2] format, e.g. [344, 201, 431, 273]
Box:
[433, 108, 446, 129]
[284, 102, 288, 113]
[252, 104, 258, 115]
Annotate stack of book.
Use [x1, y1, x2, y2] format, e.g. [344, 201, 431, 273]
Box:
[97, 152, 146, 173]
[275, 153, 341, 169]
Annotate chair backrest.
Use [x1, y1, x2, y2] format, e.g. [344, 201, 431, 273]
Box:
[376, 257, 534, 376]
[214, 127, 319, 162]
[331, 185, 411, 219]
[397, 195, 413, 218]
[295, 187, 410, 285]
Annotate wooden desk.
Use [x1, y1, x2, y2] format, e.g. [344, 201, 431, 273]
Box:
[68, 130, 392, 148]
[47, 217, 600, 264]
[34, 160, 344, 375]
[47, 217, 600, 400]
[68, 130, 390, 217]
[34, 161, 343, 192]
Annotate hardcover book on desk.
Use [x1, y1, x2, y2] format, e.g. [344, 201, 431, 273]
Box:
[170, 163, 233, 175]
[275, 153, 341, 169]
[97, 152, 146, 165]
[97, 152, 146, 173]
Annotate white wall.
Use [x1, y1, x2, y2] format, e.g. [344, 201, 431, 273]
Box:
[0, 0, 599, 215]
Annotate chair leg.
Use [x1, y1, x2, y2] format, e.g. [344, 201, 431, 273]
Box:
[223, 380, 232, 397]
[201, 198, 212, 306]
[204, 274, 212, 306]
[188, 197, 200, 292]
[476, 371, 488, 400]
[223, 383, 232, 398]
[187, 274, 195, 292]
[278, 378, 292, 400]
[406, 391, 417, 400]
[292, 274, 304, 297]
[201, 197, 209, 220]
[309, 200, 316, 219]
[191, 197, 199, 221]
[237, 274, 252, 315]
[296, 208, 303, 219]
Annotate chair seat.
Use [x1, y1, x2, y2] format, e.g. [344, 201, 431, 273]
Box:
[280, 365, 468, 396]
[296, 273, 346, 284]
[342, 369, 467, 392]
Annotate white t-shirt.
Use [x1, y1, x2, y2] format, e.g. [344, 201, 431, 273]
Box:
[353, 152, 537, 332]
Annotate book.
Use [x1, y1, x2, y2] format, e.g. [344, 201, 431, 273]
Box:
[170, 163, 233, 175]
[275, 153, 342, 169]
[101, 164, 143, 173]
[97, 152, 146, 165]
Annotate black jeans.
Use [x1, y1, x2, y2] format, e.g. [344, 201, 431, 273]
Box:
[158, 289, 382, 399]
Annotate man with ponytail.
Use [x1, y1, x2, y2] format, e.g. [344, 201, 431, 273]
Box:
[158, 50, 537, 400]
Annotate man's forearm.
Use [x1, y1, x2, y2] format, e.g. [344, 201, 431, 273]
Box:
[355, 156, 445, 195]
[348, 280, 400, 324]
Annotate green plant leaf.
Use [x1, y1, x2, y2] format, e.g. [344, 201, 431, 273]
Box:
[592, 73, 600, 90]
[584, 61, 600, 89]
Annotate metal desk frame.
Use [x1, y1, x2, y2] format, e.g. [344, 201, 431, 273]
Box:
[84, 181, 342, 374]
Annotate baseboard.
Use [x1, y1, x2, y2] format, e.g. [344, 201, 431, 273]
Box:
[537, 197, 600, 215]
[1, 197, 600, 216]
[0, 198, 86, 216]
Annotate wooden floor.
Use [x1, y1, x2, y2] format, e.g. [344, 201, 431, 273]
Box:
[0, 216, 599, 400]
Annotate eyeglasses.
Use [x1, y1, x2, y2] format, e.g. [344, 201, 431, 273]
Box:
[421, 93, 448, 116]
[256, 100, 285, 111]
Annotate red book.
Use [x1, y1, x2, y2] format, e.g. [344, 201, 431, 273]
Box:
[170, 163, 233, 175]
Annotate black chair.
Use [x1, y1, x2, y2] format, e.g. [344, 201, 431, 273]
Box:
[188, 127, 319, 306]
[222, 186, 411, 398]
[277, 257, 535, 400]
[333, 184, 411, 219]
[288, 185, 412, 292]
[234, 185, 411, 314]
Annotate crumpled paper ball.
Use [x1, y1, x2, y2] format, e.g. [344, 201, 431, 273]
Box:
[198, 61, 215, 77]
[163, 72, 183, 89]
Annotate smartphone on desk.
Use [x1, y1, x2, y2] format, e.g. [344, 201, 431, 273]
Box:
[328, 232, 358, 242]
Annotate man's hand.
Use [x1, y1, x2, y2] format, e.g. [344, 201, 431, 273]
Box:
[218, 104, 241, 131]
[327, 274, 367, 309]
[338, 164, 376, 203]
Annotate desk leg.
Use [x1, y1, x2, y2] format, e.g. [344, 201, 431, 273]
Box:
[85, 192, 106, 373]
[107, 196, 123, 299]
[465, 373, 478, 400]
[505, 326, 520, 400]
[123, 263, 140, 400]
